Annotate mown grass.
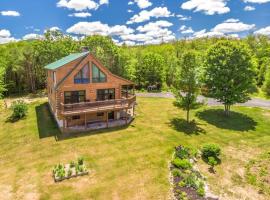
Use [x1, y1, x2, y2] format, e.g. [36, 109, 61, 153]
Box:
[0, 97, 270, 200]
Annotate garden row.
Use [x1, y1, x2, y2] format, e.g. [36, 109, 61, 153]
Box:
[53, 157, 89, 182]
[170, 144, 221, 200]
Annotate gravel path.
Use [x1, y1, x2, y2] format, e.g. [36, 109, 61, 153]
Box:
[136, 92, 270, 109]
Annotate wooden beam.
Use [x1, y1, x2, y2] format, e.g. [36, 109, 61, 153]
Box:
[125, 109, 128, 125]
[106, 112, 108, 128]
[84, 113, 87, 129]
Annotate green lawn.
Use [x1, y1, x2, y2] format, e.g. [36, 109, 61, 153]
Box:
[0, 97, 270, 200]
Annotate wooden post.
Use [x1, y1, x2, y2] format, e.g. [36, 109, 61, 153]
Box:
[84, 113, 87, 129]
[125, 109, 128, 125]
[106, 112, 109, 128]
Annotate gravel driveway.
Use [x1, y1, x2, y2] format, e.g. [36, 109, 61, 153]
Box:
[136, 92, 270, 109]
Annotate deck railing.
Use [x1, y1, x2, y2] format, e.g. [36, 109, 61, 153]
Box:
[60, 95, 136, 115]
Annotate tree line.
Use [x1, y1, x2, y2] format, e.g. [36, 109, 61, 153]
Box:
[0, 30, 269, 101]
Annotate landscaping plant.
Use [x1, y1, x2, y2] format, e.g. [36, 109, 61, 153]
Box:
[10, 100, 28, 120]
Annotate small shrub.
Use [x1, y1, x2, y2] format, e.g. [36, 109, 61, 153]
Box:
[78, 157, 84, 165]
[197, 186, 205, 197]
[175, 147, 189, 159]
[10, 100, 28, 120]
[68, 168, 72, 176]
[172, 168, 182, 177]
[201, 143, 221, 160]
[178, 181, 186, 187]
[172, 158, 192, 169]
[54, 164, 65, 178]
[208, 156, 218, 168]
[70, 161, 75, 168]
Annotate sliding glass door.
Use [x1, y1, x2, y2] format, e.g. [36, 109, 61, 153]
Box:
[96, 89, 115, 101]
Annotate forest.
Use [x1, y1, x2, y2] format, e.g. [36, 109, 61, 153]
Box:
[0, 30, 269, 98]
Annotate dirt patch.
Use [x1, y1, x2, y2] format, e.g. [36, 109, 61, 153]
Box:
[198, 145, 267, 200]
[0, 185, 13, 200]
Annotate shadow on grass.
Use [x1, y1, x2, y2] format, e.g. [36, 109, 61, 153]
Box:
[169, 118, 206, 135]
[196, 109, 257, 131]
[56, 125, 130, 141]
[35, 103, 61, 139]
[5, 115, 25, 123]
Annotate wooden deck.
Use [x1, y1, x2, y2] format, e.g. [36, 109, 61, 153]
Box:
[60, 95, 136, 116]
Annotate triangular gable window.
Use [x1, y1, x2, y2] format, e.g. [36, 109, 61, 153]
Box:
[92, 63, 107, 83]
[74, 63, 90, 84]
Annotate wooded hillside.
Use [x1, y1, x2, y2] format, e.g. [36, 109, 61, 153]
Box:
[0, 30, 269, 97]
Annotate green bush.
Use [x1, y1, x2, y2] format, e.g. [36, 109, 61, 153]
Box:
[70, 161, 75, 168]
[78, 157, 84, 165]
[172, 158, 192, 169]
[10, 100, 28, 120]
[208, 156, 218, 167]
[68, 168, 72, 176]
[175, 147, 189, 159]
[172, 168, 182, 177]
[197, 186, 205, 197]
[53, 164, 65, 178]
[201, 143, 221, 160]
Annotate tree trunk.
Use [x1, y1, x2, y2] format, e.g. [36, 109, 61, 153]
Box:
[224, 104, 231, 116]
[187, 109, 190, 123]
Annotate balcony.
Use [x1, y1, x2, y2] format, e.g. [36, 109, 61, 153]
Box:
[60, 95, 136, 116]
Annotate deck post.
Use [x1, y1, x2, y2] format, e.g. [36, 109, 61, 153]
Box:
[125, 109, 128, 125]
[106, 112, 108, 128]
[84, 113, 87, 129]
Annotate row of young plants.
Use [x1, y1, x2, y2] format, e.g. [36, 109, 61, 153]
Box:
[53, 157, 88, 182]
[171, 144, 221, 200]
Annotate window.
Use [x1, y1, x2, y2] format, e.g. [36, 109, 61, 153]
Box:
[72, 115, 80, 120]
[64, 91, 86, 104]
[74, 64, 90, 84]
[92, 63, 106, 83]
[97, 89, 115, 101]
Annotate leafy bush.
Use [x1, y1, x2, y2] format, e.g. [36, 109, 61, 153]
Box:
[78, 157, 84, 165]
[10, 100, 28, 120]
[68, 168, 72, 176]
[53, 164, 65, 178]
[70, 161, 75, 168]
[208, 156, 218, 168]
[172, 158, 192, 170]
[197, 186, 205, 197]
[201, 143, 221, 161]
[175, 147, 189, 159]
[172, 168, 182, 177]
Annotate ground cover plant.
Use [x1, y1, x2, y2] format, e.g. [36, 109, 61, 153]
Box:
[0, 97, 269, 199]
[53, 157, 88, 182]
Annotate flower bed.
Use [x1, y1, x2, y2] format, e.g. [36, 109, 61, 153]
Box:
[170, 145, 218, 200]
[53, 157, 89, 182]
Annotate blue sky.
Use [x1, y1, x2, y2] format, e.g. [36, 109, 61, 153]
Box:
[0, 0, 270, 45]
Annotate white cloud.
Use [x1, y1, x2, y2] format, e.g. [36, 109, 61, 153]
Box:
[128, 1, 134, 5]
[121, 20, 175, 45]
[137, 20, 173, 32]
[69, 12, 92, 17]
[128, 9, 134, 13]
[66, 21, 134, 36]
[177, 14, 192, 21]
[127, 7, 173, 24]
[212, 20, 255, 33]
[243, 0, 270, 3]
[0, 29, 11, 38]
[244, 6, 255, 11]
[224, 18, 240, 23]
[57, 0, 99, 11]
[181, 27, 194, 34]
[133, 0, 152, 9]
[0, 37, 16, 44]
[254, 26, 270, 36]
[193, 29, 225, 38]
[181, 0, 230, 15]
[23, 33, 44, 40]
[99, 0, 109, 5]
[0, 10, 20, 16]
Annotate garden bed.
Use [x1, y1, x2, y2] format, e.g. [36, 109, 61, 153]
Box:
[53, 158, 89, 182]
[170, 145, 218, 200]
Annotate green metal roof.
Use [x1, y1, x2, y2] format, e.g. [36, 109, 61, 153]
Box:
[44, 51, 89, 70]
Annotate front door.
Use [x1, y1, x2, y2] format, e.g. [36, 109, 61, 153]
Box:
[108, 111, 114, 120]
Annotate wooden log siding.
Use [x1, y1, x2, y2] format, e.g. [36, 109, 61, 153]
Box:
[60, 95, 136, 115]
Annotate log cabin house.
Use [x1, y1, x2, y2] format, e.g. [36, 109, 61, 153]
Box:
[45, 51, 136, 133]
